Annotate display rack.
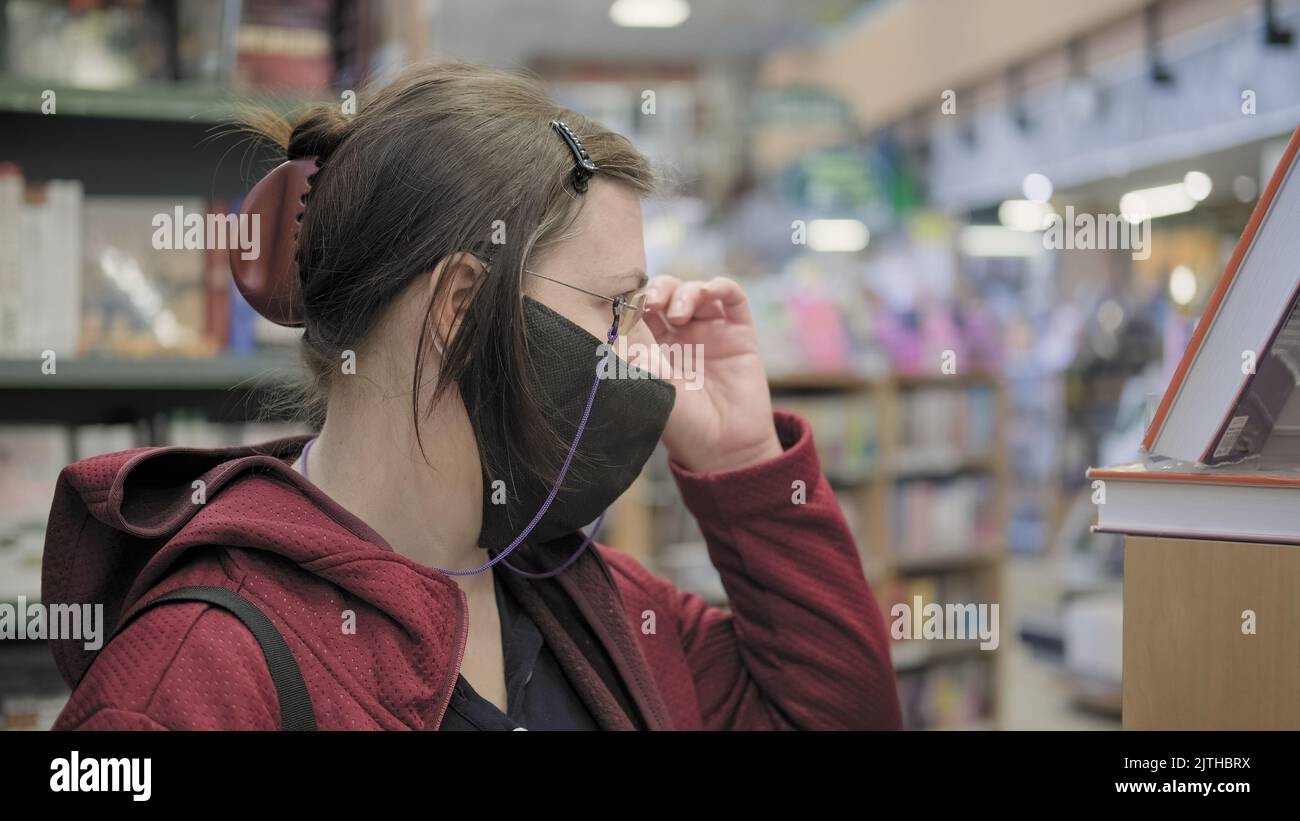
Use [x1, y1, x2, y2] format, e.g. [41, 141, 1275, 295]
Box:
[610, 371, 1010, 729]
[0, 77, 324, 123]
[0, 57, 327, 726]
[0, 351, 310, 728]
[0, 352, 303, 425]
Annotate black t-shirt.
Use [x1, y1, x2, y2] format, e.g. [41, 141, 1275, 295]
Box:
[438, 566, 599, 731]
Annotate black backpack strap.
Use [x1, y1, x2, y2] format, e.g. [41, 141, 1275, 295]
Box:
[114, 585, 317, 731]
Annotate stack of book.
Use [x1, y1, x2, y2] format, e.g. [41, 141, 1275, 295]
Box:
[895, 384, 996, 473]
[1088, 125, 1300, 729]
[0, 164, 81, 358]
[1089, 125, 1300, 541]
[890, 475, 998, 559]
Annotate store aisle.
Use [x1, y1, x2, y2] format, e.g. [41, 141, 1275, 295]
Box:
[1001, 554, 1120, 730]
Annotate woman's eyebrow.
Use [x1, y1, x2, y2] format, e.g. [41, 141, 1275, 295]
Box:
[616, 269, 648, 290]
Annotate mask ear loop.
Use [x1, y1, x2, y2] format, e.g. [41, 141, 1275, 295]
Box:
[442, 301, 624, 577]
[299, 310, 618, 578]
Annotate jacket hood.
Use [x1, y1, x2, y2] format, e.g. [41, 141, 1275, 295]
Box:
[40, 435, 467, 694]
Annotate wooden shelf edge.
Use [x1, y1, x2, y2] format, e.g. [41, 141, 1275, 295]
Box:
[0, 352, 304, 391]
[0, 79, 330, 124]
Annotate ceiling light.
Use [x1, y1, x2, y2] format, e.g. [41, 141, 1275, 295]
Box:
[1233, 175, 1258, 202]
[1183, 170, 1213, 201]
[1097, 299, 1124, 333]
[958, 225, 1045, 257]
[1022, 173, 1054, 202]
[807, 219, 869, 252]
[1169, 265, 1198, 306]
[1120, 182, 1196, 223]
[609, 0, 690, 28]
[998, 199, 1055, 231]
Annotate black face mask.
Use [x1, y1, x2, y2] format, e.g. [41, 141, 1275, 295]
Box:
[476, 296, 676, 553]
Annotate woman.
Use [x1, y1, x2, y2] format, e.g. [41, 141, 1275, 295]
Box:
[43, 63, 901, 730]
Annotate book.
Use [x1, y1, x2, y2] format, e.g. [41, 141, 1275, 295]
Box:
[1087, 460, 1300, 544]
[0, 168, 82, 358]
[891, 475, 998, 558]
[0, 425, 69, 536]
[1202, 285, 1300, 465]
[0, 425, 70, 606]
[21, 179, 83, 358]
[235, 0, 334, 92]
[51, 180, 86, 357]
[0, 165, 23, 355]
[1143, 124, 1300, 464]
[0, 169, 83, 358]
[203, 200, 233, 354]
[896, 384, 996, 471]
[771, 393, 878, 482]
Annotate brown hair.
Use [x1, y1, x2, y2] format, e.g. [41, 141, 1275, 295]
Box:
[243, 61, 656, 488]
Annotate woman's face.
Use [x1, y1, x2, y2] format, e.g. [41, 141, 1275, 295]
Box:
[523, 178, 658, 358]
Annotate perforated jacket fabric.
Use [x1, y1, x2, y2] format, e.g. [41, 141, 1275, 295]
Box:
[43, 411, 902, 730]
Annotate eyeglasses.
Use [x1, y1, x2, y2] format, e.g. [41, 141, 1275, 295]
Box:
[524, 269, 648, 335]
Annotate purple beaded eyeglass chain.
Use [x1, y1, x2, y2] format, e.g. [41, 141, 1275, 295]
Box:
[299, 306, 623, 579]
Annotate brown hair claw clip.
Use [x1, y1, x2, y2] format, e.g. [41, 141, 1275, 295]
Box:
[228, 157, 321, 328]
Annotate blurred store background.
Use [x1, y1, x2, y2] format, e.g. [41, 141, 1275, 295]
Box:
[1, 0, 1295, 730]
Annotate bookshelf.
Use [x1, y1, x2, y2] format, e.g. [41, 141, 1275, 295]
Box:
[0, 354, 310, 661]
[0, 36, 334, 729]
[0, 353, 315, 722]
[610, 370, 1010, 730]
[0, 353, 305, 425]
[0, 352, 301, 390]
[0, 77, 325, 123]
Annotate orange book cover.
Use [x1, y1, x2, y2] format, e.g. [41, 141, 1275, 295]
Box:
[1143, 124, 1300, 459]
[1086, 462, 1300, 544]
[1087, 462, 1300, 488]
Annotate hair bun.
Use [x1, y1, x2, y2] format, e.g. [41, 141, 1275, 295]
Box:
[287, 108, 351, 162]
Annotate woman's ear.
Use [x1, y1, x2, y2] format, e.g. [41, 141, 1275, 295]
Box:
[428, 252, 486, 353]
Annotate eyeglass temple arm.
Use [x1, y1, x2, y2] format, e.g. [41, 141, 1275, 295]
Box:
[525, 269, 644, 311]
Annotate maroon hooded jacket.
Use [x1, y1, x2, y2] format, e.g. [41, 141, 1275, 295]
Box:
[43, 410, 902, 730]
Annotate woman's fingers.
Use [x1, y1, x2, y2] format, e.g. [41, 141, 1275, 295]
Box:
[645, 274, 747, 327]
[643, 307, 673, 340]
[700, 276, 753, 326]
[642, 276, 679, 338]
[664, 281, 727, 324]
[644, 275, 681, 313]
[665, 281, 703, 323]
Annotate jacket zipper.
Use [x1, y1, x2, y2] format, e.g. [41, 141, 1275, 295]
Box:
[432, 586, 470, 730]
